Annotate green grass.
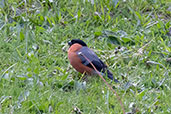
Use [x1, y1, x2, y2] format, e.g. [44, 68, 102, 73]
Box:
[0, 0, 171, 113]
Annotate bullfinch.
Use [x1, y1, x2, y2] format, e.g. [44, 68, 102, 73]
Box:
[68, 39, 118, 82]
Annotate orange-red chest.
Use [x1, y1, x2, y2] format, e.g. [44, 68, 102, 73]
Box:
[68, 44, 94, 74]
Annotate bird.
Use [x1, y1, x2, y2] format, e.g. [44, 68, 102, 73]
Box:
[68, 39, 118, 82]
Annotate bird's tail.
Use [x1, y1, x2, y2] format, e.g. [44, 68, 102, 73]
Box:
[107, 70, 119, 83]
[93, 70, 119, 83]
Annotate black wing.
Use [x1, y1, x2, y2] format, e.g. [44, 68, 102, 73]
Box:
[77, 47, 107, 72]
[77, 47, 119, 82]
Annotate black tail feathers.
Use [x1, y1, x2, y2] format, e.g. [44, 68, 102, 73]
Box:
[107, 70, 119, 83]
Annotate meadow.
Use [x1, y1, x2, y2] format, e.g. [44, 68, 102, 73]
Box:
[0, 0, 171, 113]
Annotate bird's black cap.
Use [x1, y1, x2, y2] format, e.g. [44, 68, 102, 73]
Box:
[68, 39, 87, 47]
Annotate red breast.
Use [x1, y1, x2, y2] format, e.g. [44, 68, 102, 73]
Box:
[68, 44, 94, 74]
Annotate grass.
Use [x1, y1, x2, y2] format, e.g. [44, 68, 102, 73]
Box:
[0, 0, 171, 113]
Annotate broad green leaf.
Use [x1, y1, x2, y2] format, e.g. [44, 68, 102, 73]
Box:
[20, 31, 25, 41]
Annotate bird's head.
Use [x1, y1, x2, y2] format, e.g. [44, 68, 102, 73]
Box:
[68, 39, 87, 47]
